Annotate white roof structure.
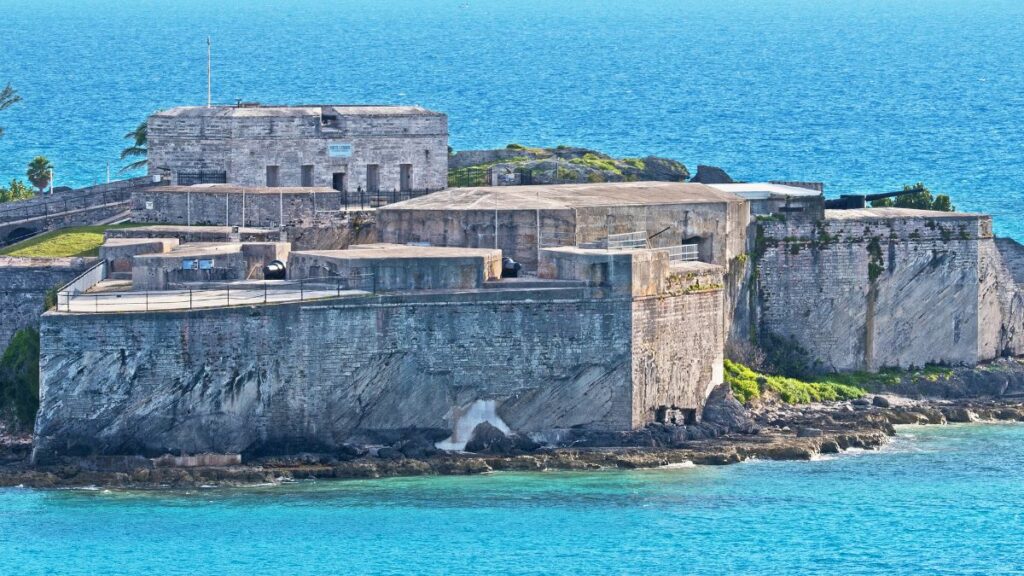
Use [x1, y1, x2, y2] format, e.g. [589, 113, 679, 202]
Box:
[708, 183, 822, 200]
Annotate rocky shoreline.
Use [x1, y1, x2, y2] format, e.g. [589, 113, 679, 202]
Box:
[2, 394, 1022, 490]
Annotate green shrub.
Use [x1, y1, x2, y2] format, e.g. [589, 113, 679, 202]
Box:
[569, 153, 621, 175]
[725, 359, 866, 405]
[0, 328, 40, 431]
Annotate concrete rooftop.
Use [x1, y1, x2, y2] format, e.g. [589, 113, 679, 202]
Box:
[383, 181, 743, 211]
[709, 182, 822, 200]
[158, 184, 339, 195]
[300, 244, 500, 260]
[825, 208, 985, 220]
[154, 105, 443, 118]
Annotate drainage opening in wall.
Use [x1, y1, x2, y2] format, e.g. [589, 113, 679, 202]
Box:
[655, 406, 697, 426]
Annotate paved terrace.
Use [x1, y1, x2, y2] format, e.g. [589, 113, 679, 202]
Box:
[384, 181, 744, 210]
[56, 280, 368, 313]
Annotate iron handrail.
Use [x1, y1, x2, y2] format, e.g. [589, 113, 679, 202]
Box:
[58, 275, 374, 313]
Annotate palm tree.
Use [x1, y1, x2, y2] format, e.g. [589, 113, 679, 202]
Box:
[0, 83, 21, 139]
[27, 156, 53, 193]
[120, 121, 148, 172]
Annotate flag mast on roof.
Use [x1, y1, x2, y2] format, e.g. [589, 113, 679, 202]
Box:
[206, 36, 212, 108]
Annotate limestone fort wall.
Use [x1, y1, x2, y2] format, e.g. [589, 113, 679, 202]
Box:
[754, 211, 1013, 371]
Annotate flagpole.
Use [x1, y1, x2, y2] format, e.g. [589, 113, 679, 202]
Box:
[207, 36, 212, 108]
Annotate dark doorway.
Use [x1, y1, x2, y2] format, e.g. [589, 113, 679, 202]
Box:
[301, 165, 314, 187]
[400, 164, 412, 192]
[332, 172, 346, 193]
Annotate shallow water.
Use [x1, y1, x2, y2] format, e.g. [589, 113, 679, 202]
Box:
[1, 0, 1023, 239]
[2, 424, 1023, 575]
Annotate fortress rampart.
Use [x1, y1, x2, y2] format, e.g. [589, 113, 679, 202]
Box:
[33, 249, 724, 461]
[755, 208, 1024, 371]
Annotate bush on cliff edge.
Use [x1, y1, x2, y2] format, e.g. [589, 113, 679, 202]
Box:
[0, 327, 40, 432]
[725, 359, 866, 405]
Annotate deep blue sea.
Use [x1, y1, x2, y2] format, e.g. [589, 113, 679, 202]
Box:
[0, 0, 1022, 238]
[2, 424, 1023, 575]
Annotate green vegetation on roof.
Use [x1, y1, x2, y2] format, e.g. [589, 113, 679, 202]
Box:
[725, 359, 866, 404]
[0, 223, 142, 258]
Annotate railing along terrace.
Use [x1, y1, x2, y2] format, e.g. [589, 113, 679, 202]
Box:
[0, 176, 157, 223]
[55, 259, 108, 303]
[339, 188, 436, 210]
[606, 231, 648, 250]
[56, 275, 374, 313]
[659, 244, 699, 263]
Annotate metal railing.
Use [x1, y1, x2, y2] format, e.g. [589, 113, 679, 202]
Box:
[0, 176, 158, 224]
[658, 244, 699, 263]
[56, 275, 373, 313]
[55, 260, 108, 304]
[339, 188, 438, 210]
[606, 231, 648, 250]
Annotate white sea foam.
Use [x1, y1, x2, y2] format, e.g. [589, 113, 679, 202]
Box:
[659, 461, 696, 469]
[436, 399, 511, 451]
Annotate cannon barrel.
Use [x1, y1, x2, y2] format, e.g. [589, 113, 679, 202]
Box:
[824, 185, 926, 210]
[864, 184, 925, 202]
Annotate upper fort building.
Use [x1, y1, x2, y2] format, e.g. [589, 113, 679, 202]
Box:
[146, 103, 449, 193]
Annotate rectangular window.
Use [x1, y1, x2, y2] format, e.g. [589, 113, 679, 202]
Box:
[266, 165, 280, 187]
[400, 164, 412, 192]
[366, 164, 379, 193]
[301, 164, 314, 187]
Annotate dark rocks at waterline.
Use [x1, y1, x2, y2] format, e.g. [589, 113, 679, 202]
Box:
[465, 422, 515, 454]
[796, 427, 823, 438]
[941, 406, 978, 423]
[701, 384, 760, 434]
[689, 165, 734, 184]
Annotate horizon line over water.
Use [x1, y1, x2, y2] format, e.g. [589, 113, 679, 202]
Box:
[1, 0, 1022, 241]
[1, 424, 1023, 575]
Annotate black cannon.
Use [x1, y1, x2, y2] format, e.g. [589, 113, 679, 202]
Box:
[262, 260, 287, 280]
[502, 257, 522, 278]
[824, 184, 925, 210]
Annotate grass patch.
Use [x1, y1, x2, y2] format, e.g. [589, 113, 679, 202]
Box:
[0, 223, 142, 258]
[725, 359, 866, 404]
[568, 153, 622, 175]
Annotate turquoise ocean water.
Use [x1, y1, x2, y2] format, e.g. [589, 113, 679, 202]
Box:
[2, 424, 1023, 575]
[2, 3, 1024, 572]
[0, 0, 1023, 238]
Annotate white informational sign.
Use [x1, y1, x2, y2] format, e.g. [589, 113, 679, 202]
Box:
[145, 201, 154, 210]
[328, 143, 353, 158]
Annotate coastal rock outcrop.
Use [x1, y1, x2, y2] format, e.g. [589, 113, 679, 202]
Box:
[689, 165, 734, 184]
[700, 384, 759, 434]
[448, 145, 689, 186]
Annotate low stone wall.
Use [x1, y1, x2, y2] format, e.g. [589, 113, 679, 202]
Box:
[0, 257, 95, 351]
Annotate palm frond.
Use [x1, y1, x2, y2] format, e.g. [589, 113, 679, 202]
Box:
[0, 84, 20, 112]
[120, 146, 147, 159]
[119, 159, 148, 173]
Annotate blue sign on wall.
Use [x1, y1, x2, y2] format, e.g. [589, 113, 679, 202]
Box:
[328, 143, 353, 158]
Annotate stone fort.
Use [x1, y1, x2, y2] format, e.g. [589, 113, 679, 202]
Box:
[24, 103, 1024, 461]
